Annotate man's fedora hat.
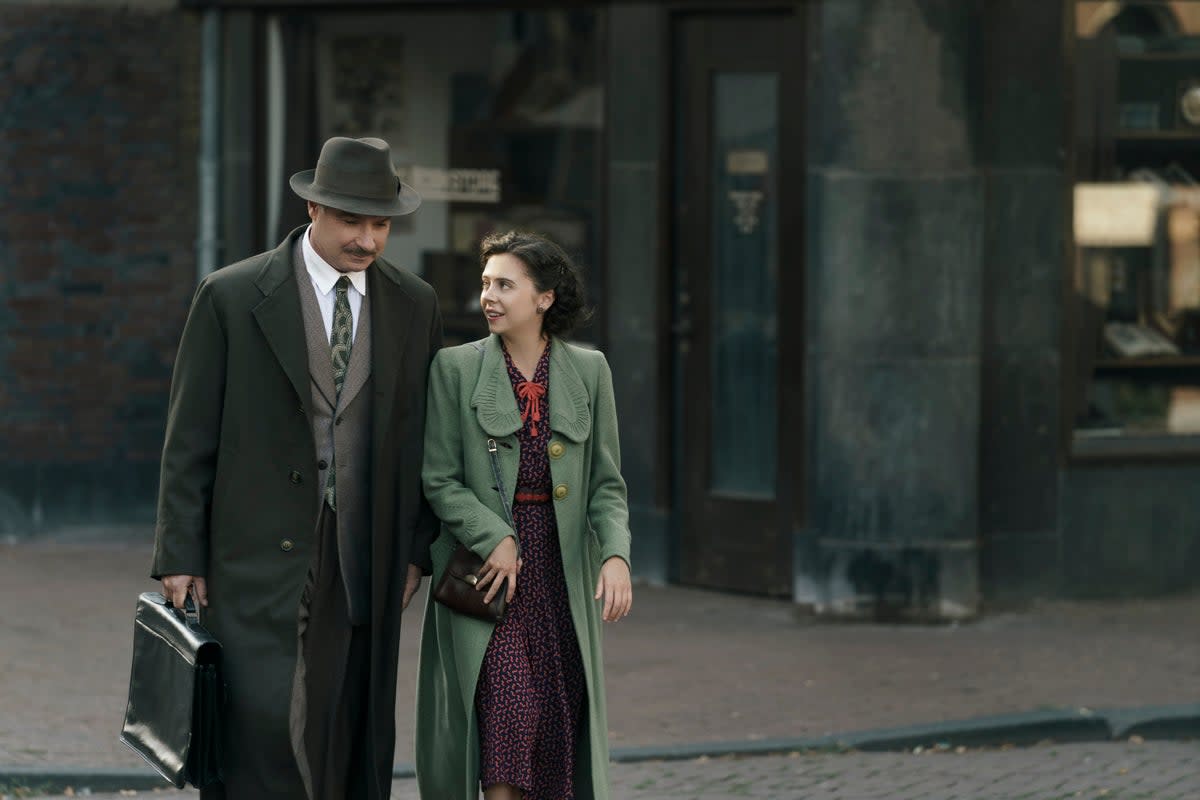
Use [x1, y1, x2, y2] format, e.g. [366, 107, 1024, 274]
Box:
[289, 136, 421, 217]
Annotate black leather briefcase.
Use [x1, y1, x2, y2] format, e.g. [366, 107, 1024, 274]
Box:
[120, 591, 225, 789]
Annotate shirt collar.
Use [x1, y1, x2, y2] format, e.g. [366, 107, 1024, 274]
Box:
[302, 225, 368, 297]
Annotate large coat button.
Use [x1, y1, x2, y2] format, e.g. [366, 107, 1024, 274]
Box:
[280, 539, 295, 552]
[548, 441, 565, 459]
[553, 483, 569, 501]
[289, 470, 302, 484]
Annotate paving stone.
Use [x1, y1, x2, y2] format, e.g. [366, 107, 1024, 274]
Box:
[2, 539, 1198, 800]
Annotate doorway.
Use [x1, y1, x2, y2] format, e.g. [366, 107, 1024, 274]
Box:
[672, 11, 805, 596]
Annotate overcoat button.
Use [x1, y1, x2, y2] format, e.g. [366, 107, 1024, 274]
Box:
[289, 470, 302, 484]
[280, 539, 294, 552]
[318, 459, 328, 470]
[553, 484, 568, 501]
[548, 441, 565, 459]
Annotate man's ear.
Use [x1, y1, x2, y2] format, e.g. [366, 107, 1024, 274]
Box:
[307, 201, 321, 223]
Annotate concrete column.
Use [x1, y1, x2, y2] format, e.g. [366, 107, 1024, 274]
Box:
[800, 0, 984, 619]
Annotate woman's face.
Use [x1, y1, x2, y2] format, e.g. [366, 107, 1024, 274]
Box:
[480, 253, 555, 340]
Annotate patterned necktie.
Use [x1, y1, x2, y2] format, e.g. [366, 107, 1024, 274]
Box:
[325, 275, 353, 510]
[330, 276, 353, 396]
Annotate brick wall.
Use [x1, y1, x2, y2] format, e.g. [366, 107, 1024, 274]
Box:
[0, 5, 200, 532]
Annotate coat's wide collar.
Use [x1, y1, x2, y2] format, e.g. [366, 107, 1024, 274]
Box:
[470, 335, 591, 442]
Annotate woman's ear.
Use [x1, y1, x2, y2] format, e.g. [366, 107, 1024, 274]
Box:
[541, 289, 556, 312]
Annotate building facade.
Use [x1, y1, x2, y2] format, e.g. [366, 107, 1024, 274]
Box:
[4, 0, 1199, 617]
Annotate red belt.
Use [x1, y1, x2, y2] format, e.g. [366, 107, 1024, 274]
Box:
[514, 490, 551, 504]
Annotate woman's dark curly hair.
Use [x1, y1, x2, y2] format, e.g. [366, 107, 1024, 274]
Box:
[479, 230, 593, 338]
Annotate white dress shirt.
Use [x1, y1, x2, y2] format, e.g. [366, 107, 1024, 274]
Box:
[301, 225, 366, 343]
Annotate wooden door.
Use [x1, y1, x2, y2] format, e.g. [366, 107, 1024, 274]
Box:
[674, 11, 805, 596]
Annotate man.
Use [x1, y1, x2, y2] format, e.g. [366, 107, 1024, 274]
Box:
[152, 136, 442, 799]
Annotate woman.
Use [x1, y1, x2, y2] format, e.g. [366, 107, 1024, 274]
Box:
[415, 230, 633, 800]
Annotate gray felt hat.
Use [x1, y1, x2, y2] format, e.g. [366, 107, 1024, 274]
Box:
[289, 136, 421, 216]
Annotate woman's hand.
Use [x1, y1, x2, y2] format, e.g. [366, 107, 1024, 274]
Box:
[477, 535, 521, 605]
[594, 557, 632, 622]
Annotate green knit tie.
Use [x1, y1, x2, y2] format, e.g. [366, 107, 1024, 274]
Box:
[325, 276, 353, 510]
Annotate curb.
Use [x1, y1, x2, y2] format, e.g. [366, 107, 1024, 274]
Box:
[2, 704, 1196, 795]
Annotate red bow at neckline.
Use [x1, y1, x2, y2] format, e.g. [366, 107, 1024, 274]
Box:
[516, 381, 547, 437]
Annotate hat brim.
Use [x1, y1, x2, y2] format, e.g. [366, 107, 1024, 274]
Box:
[289, 170, 422, 217]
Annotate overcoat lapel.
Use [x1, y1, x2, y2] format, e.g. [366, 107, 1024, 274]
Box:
[368, 261, 414, 453]
[548, 340, 592, 443]
[252, 229, 310, 410]
[470, 336, 521, 437]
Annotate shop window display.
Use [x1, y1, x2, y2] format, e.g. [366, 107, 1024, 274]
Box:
[267, 10, 604, 345]
[1072, 1, 1200, 452]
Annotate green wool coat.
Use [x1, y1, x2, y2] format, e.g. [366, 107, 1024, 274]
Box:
[414, 335, 631, 800]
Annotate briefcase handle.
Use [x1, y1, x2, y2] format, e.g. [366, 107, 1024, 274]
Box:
[166, 593, 203, 628]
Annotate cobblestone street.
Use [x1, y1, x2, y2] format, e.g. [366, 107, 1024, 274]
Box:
[3, 539, 1198, 800]
[10, 742, 1198, 799]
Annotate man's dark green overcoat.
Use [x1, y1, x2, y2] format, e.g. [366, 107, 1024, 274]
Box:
[151, 226, 441, 798]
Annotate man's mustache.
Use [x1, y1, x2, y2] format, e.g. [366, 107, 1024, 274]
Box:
[345, 246, 375, 258]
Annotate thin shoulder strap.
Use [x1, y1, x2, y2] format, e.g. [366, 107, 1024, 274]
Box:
[478, 338, 520, 555]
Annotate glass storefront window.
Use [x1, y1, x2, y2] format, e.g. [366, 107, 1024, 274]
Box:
[267, 9, 605, 345]
[1072, 2, 1200, 452]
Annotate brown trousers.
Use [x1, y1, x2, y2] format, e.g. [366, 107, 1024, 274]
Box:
[289, 502, 372, 800]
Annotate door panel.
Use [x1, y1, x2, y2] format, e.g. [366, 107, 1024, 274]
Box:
[674, 12, 804, 596]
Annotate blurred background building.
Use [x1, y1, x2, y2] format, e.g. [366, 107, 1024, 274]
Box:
[3, 0, 1199, 618]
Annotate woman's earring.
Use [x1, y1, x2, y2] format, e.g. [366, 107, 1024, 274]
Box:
[536, 306, 545, 315]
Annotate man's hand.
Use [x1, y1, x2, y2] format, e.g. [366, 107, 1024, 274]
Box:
[402, 564, 423, 611]
[161, 574, 208, 609]
[594, 557, 632, 622]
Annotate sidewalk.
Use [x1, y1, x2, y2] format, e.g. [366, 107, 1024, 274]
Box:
[1, 528, 1198, 791]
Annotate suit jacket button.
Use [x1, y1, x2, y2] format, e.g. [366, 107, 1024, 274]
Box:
[318, 459, 328, 470]
[553, 483, 568, 501]
[280, 539, 294, 552]
[548, 441, 565, 459]
[289, 470, 302, 484]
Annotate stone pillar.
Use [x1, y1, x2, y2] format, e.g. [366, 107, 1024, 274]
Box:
[800, 0, 983, 619]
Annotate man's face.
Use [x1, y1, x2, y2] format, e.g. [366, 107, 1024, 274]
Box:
[307, 202, 391, 273]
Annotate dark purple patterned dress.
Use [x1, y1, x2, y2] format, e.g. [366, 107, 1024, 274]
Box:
[476, 341, 586, 799]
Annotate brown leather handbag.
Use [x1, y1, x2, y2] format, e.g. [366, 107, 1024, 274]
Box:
[433, 438, 520, 623]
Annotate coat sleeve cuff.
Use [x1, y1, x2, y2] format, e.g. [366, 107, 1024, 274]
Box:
[411, 550, 434, 576]
[470, 526, 515, 562]
[150, 520, 208, 581]
[597, 527, 631, 567]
